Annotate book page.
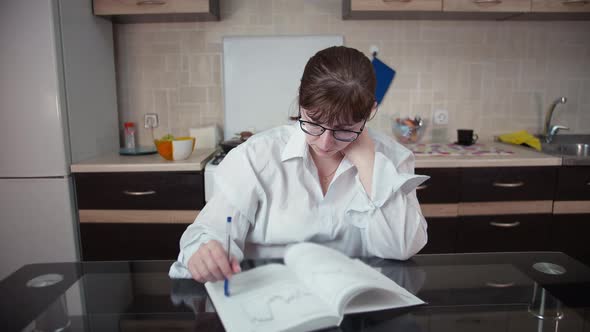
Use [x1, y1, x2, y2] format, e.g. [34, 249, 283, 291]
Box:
[284, 243, 424, 314]
[342, 260, 425, 314]
[205, 264, 339, 332]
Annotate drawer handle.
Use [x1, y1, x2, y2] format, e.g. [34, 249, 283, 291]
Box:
[586, 180, 590, 186]
[136, 0, 167, 5]
[416, 184, 428, 190]
[473, 0, 503, 4]
[489, 221, 521, 228]
[123, 190, 156, 196]
[562, 0, 589, 5]
[486, 281, 515, 288]
[382, 0, 413, 3]
[492, 181, 524, 188]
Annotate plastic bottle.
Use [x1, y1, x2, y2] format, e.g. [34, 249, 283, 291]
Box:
[124, 122, 136, 149]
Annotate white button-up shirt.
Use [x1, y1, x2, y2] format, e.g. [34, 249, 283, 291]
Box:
[169, 124, 429, 278]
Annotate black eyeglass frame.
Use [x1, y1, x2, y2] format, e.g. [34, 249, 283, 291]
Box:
[297, 117, 367, 142]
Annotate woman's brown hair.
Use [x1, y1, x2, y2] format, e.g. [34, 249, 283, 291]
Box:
[295, 46, 376, 126]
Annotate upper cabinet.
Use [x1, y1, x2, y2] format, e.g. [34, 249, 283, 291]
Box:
[343, 0, 590, 20]
[443, 0, 530, 12]
[93, 0, 220, 23]
[524, 0, 590, 19]
[532, 0, 590, 12]
[343, 0, 443, 19]
[350, 0, 442, 12]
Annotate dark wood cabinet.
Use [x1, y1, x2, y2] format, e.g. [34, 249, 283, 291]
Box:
[552, 214, 590, 267]
[460, 167, 556, 202]
[456, 214, 552, 253]
[80, 223, 188, 261]
[416, 166, 556, 254]
[416, 168, 460, 204]
[75, 172, 205, 210]
[419, 217, 458, 254]
[555, 166, 590, 201]
[552, 166, 590, 266]
[74, 171, 203, 261]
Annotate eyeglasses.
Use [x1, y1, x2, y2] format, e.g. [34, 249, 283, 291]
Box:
[298, 118, 366, 142]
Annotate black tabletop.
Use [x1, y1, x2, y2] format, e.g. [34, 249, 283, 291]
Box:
[2, 252, 590, 332]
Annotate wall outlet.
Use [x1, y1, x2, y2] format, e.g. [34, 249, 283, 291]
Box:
[144, 113, 159, 129]
[433, 109, 449, 125]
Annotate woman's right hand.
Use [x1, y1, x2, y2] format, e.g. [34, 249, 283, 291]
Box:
[187, 240, 241, 283]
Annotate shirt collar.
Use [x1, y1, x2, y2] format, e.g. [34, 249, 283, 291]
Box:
[281, 123, 308, 162]
[281, 123, 356, 177]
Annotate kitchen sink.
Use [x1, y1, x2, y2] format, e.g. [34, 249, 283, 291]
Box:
[542, 143, 590, 157]
[541, 135, 590, 165]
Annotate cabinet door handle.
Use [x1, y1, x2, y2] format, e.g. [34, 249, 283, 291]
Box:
[123, 190, 156, 196]
[492, 181, 524, 188]
[473, 0, 503, 4]
[136, 0, 167, 5]
[489, 221, 520, 228]
[562, 0, 589, 5]
[416, 184, 429, 190]
[486, 281, 515, 288]
[586, 180, 590, 186]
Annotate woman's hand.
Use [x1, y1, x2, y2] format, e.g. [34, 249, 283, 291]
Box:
[342, 129, 375, 169]
[342, 129, 375, 194]
[187, 240, 241, 283]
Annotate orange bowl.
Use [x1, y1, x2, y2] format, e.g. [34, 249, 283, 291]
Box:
[154, 136, 195, 161]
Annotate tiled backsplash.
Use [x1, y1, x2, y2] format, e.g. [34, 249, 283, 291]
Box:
[115, 0, 590, 146]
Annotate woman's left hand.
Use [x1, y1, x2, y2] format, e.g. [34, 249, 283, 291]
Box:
[342, 129, 375, 168]
[342, 129, 375, 194]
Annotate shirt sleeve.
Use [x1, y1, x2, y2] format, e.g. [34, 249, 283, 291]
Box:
[169, 147, 263, 279]
[344, 150, 429, 260]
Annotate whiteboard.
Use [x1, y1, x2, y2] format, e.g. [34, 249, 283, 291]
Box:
[222, 35, 344, 140]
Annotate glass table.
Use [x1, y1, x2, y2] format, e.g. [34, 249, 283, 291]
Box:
[2, 252, 590, 331]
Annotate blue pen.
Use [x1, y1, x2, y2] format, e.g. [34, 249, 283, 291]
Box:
[224, 216, 232, 297]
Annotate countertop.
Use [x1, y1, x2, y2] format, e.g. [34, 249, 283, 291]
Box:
[70, 141, 561, 173]
[413, 141, 562, 168]
[70, 148, 217, 173]
[3, 252, 590, 332]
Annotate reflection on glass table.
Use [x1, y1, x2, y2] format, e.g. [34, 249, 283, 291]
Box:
[2, 252, 590, 332]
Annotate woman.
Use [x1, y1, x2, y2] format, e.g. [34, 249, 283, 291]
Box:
[169, 46, 429, 282]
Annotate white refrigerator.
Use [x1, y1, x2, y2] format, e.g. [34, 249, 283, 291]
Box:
[0, 0, 119, 280]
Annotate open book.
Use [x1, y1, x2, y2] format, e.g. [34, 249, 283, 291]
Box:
[205, 242, 424, 332]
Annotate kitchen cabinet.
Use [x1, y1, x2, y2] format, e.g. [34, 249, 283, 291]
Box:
[417, 168, 460, 254]
[347, 0, 442, 12]
[554, 166, 590, 201]
[552, 166, 590, 266]
[419, 217, 458, 253]
[516, 0, 590, 19]
[76, 172, 204, 210]
[343, 0, 442, 19]
[460, 167, 556, 202]
[93, 0, 220, 23]
[442, 0, 531, 20]
[444, 0, 530, 12]
[457, 167, 556, 253]
[553, 214, 590, 267]
[417, 166, 557, 254]
[532, 0, 590, 12]
[456, 214, 552, 252]
[74, 171, 205, 261]
[343, 0, 590, 20]
[416, 168, 461, 204]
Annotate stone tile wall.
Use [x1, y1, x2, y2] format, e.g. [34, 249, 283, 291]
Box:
[115, 0, 590, 145]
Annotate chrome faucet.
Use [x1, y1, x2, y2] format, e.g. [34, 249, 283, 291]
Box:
[543, 97, 569, 143]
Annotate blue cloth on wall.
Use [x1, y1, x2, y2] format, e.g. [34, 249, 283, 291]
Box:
[372, 57, 396, 105]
